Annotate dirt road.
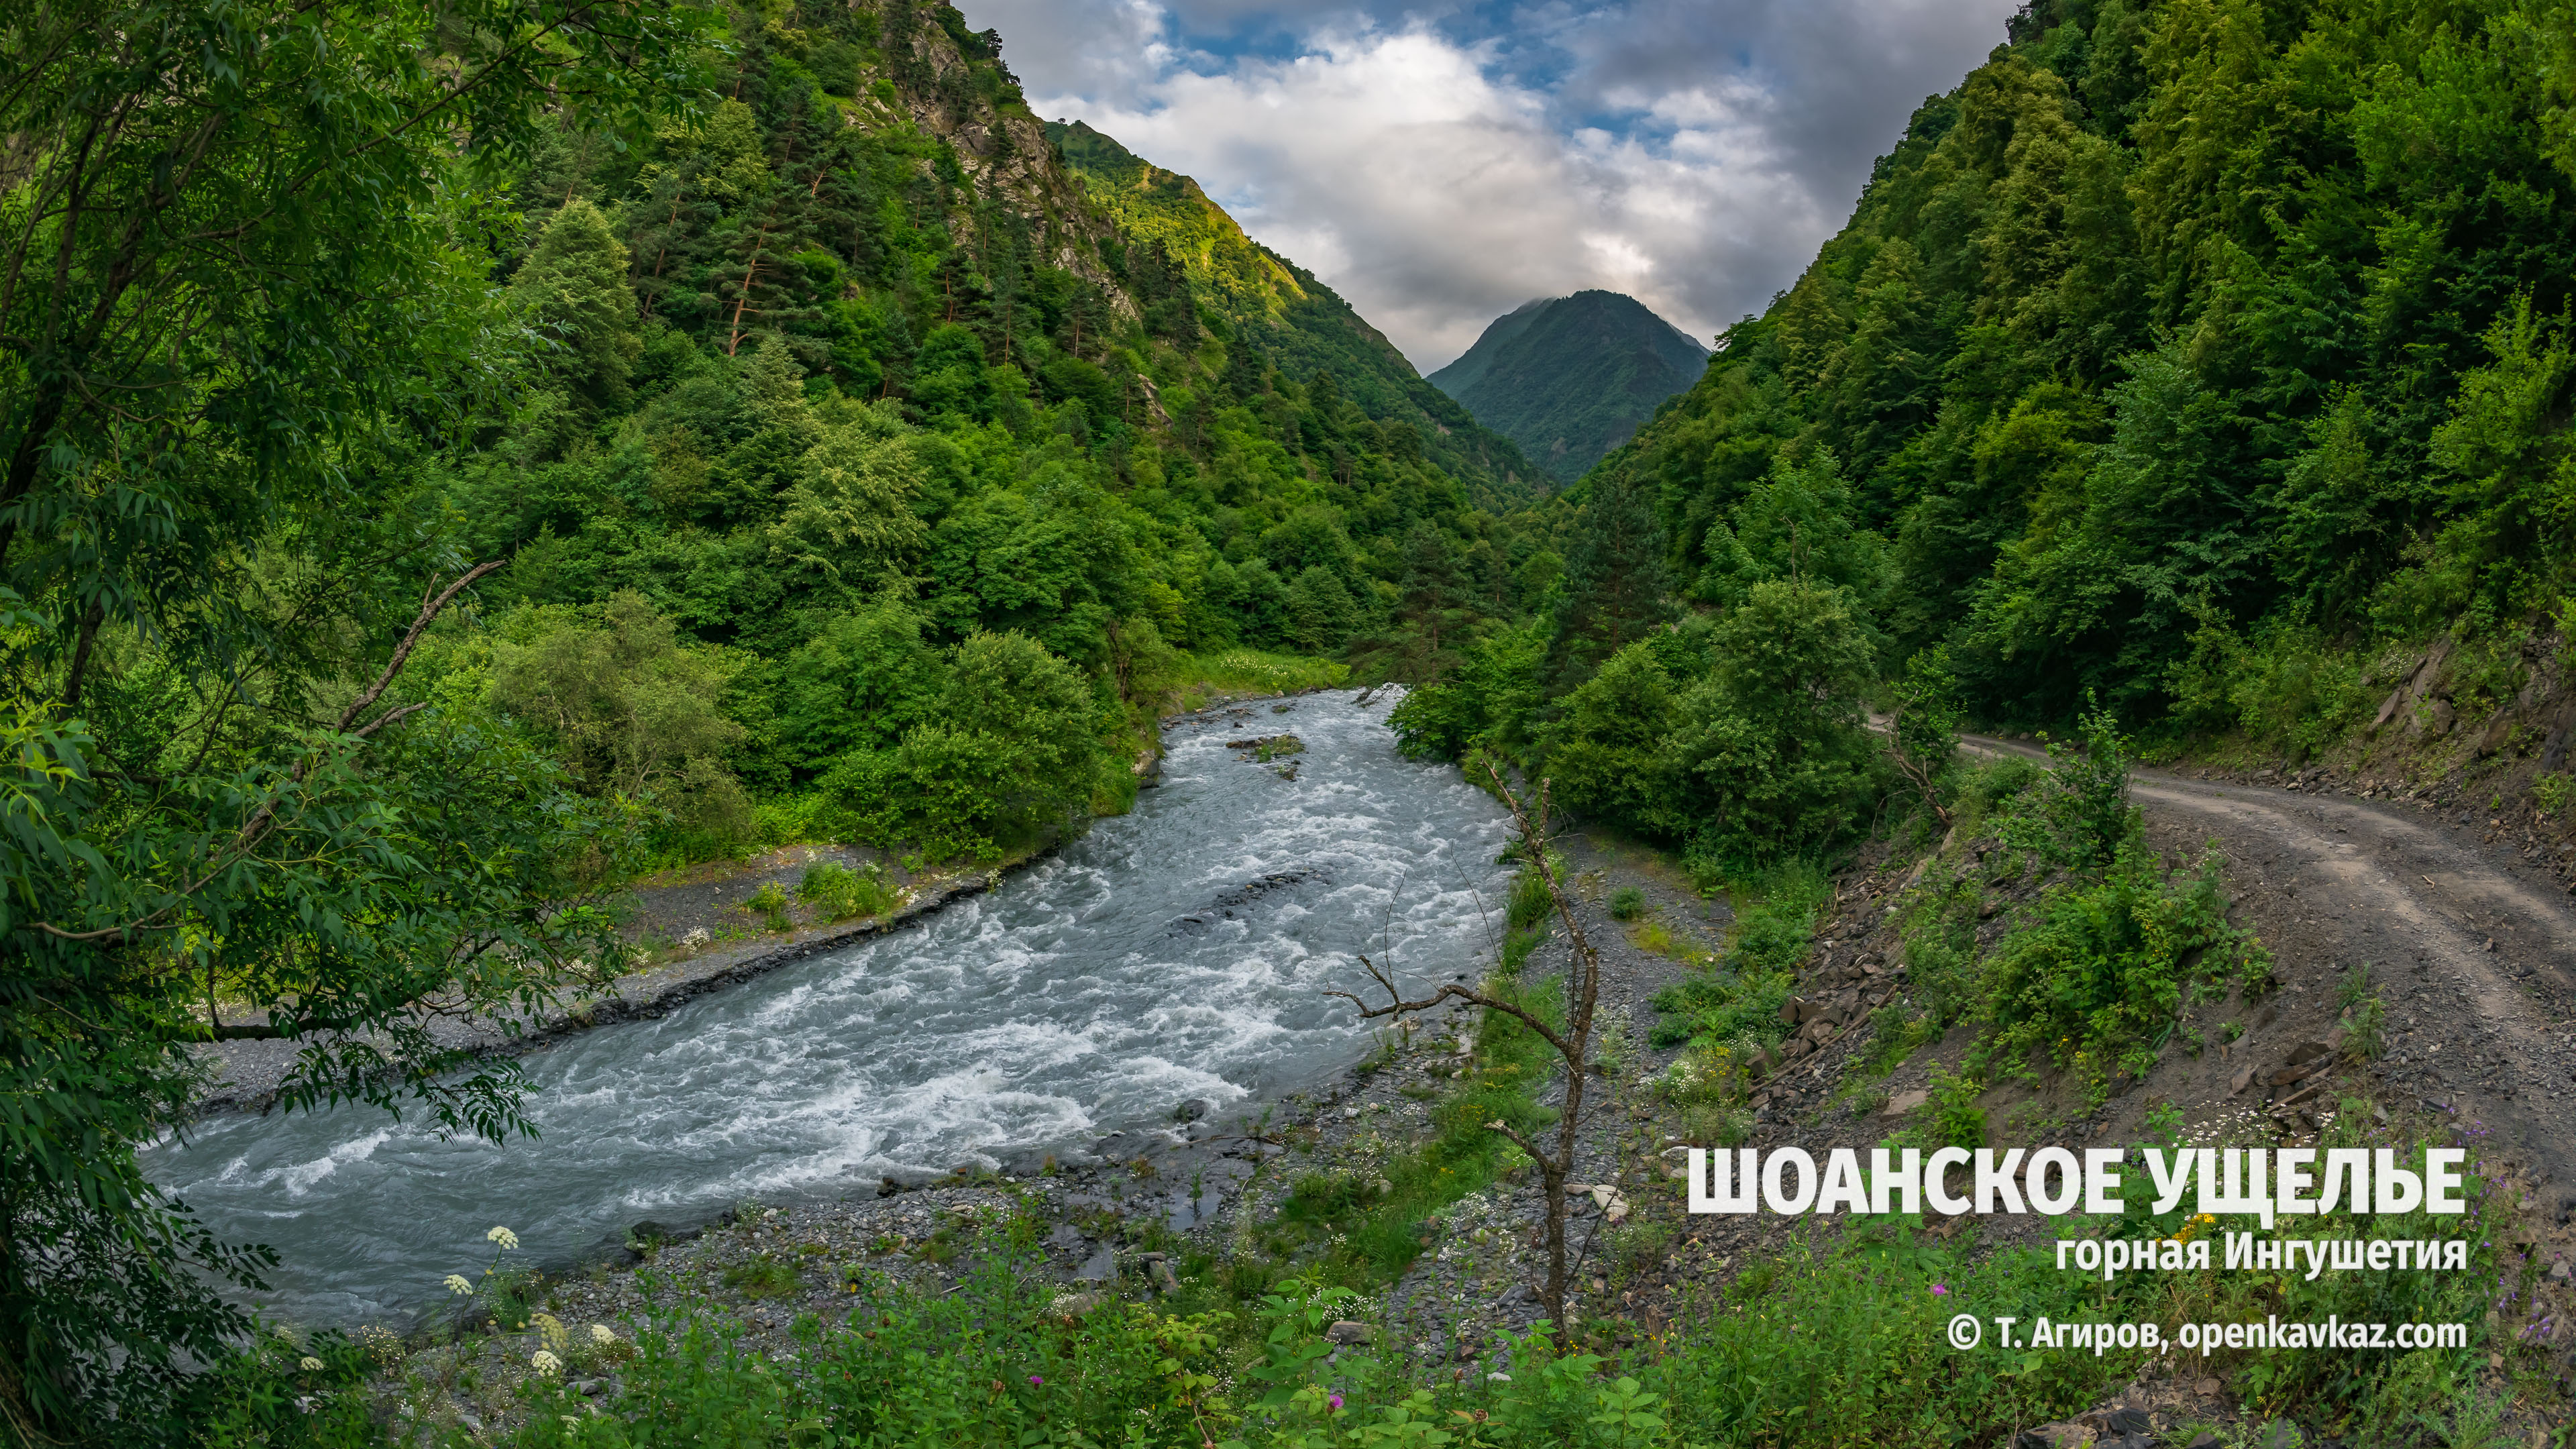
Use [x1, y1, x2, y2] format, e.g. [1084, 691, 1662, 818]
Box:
[1964, 735, 2576, 1221]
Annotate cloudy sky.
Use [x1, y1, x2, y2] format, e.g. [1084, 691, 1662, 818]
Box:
[954, 0, 2023, 371]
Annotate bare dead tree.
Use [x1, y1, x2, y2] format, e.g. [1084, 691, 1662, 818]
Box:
[1328, 759, 1603, 1336]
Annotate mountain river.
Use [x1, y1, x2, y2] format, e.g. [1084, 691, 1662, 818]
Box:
[145, 690, 1513, 1324]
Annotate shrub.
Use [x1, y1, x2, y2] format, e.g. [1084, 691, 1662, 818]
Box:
[798, 861, 899, 921]
[1998, 698, 2138, 869]
[745, 881, 793, 932]
[2534, 771, 2575, 817]
[1608, 886, 1646, 920]
[1924, 1064, 1987, 1150]
[819, 630, 1102, 861]
[1974, 841, 2269, 1103]
[1667, 579, 1883, 872]
[492, 590, 754, 859]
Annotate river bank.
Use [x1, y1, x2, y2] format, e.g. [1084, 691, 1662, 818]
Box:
[278, 777, 2576, 1448]
[156, 686, 1513, 1334]
[346, 817, 1743, 1442]
[182, 688, 1335, 1122]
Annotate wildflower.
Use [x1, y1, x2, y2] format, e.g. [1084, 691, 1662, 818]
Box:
[1328, 1393, 1345, 1412]
[1030, 1375, 1044, 1387]
[1931, 1283, 1949, 1297]
[444, 1274, 474, 1295]
[590, 1324, 618, 1345]
[299, 1356, 323, 1373]
[531, 1350, 562, 1376]
[487, 1226, 520, 1251]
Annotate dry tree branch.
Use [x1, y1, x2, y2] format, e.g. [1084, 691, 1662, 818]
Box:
[30, 561, 504, 944]
[1330, 758, 1607, 1339]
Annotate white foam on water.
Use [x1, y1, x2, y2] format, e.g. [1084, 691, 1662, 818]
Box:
[149, 690, 1512, 1322]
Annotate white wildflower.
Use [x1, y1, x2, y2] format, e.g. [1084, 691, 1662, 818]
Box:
[486, 1226, 520, 1250]
[530, 1350, 562, 1376]
[299, 1356, 323, 1372]
[443, 1274, 474, 1295]
[589, 1324, 617, 1346]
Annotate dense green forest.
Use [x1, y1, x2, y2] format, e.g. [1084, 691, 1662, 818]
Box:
[8, 0, 2576, 1438]
[1428, 290, 1711, 484]
[453, 6, 1564, 860]
[0, 0, 1557, 1436]
[1399, 0, 2576, 871]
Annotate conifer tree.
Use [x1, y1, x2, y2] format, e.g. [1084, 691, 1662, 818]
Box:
[1551, 472, 1671, 688]
[508, 197, 642, 410]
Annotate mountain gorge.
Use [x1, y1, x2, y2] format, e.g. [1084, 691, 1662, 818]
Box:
[1429, 290, 1710, 483]
[17, 0, 2576, 1442]
[449, 0, 1566, 851]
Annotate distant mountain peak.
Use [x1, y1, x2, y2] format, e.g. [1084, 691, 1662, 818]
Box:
[1428, 292, 1708, 483]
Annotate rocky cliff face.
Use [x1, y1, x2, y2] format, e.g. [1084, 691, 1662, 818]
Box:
[853, 0, 1134, 312]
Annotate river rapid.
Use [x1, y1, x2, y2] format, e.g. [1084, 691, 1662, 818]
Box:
[146, 691, 1513, 1324]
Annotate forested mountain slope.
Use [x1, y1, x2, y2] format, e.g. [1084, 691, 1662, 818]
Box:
[1396, 0, 2576, 877]
[1429, 290, 1709, 483]
[454, 0, 1568, 853]
[1591, 0, 2576, 735]
[1, 1, 1568, 1428]
[1048, 121, 1544, 505]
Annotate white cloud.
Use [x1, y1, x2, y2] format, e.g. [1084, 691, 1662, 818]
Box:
[957, 0, 2021, 369]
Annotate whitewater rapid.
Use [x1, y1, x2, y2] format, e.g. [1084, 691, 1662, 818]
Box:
[146, 690, 1513, 1324]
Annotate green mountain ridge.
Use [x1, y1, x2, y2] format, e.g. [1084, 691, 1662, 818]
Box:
[2, 1, 1577, 1424]
[1580, 0, 2576, 737]
[1429, 290, 1710, 483]
[1046, 119, 1543, 504]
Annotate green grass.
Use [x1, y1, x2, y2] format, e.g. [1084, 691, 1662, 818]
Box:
[1173, 648, 1348, 703]
[718, 1256, 800, 1299]
[1254, 970, 1562, 1289]
[798, 861, 900, 921]
[1650, 861, 1829, 1051]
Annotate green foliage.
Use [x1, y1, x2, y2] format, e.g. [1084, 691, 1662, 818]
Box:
[1649, 862, 1829, 1050]
[1644, 1225, 2150, 1445]
[1552, 474, 1672, 686]
[1387, 625, 1546, 762]
[798, 861, 900, 922]
[1591, 0, 2576, 738]
[1666, 582, 1882, 873]
[1975, 841, 2270, 1104]
[1425, 290, 1709, 484]
[718, 1256, 801, 1299]
[1532, 582, 1881, 871]
[1607, 887, 1646, 920]
[1543, 641, 1682, 830]
[818, 630, 1102, 861]
[2534, 771, 2576, 817]
[2339, 964, 2389, 1061]
[509, 197, 643, 411]
[1252, 735, 1306, 763]
[1505, 863, 1558, 932]
[1923, 1064, 1988, 1151]
[1997, 700, 2139, 871]
[745, 881, 794, 932]
[491, 590, 753, 854]
[0, 1, 696, 1428]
